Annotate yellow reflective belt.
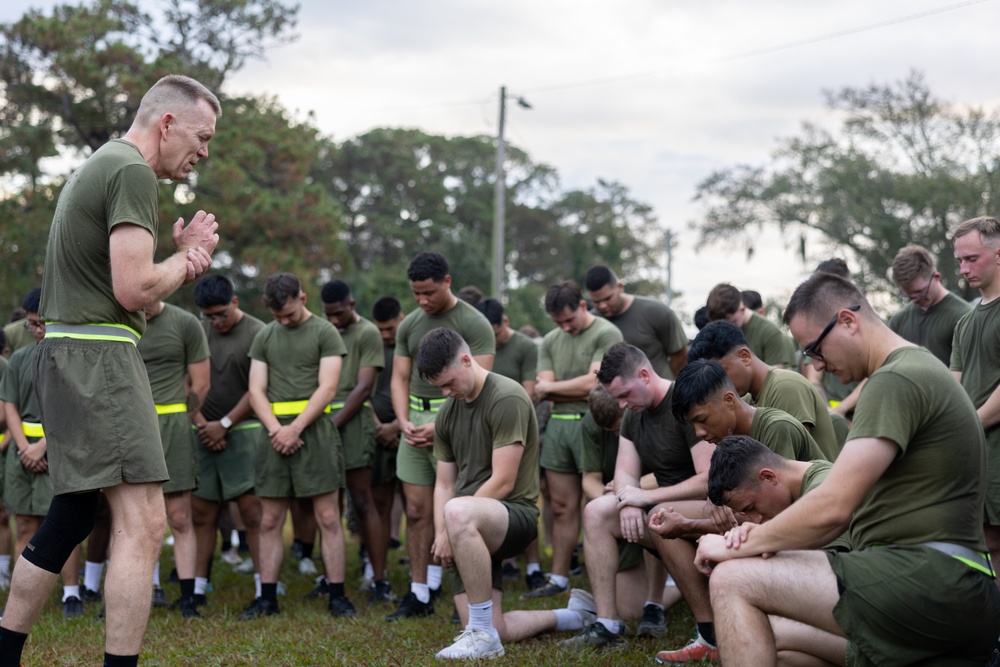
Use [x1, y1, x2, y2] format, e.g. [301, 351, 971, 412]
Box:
[21, 422, 44, 438]
[271, 400, 331, 416]
[155, 403, 187, 415]
[828, 400, 841, 408]
[44, 322, 141, 347]
[550, 413, 584, 421]
[232, 421, 262, 432]
[329, 402, 345, 411]
[409, 395, 447, 413]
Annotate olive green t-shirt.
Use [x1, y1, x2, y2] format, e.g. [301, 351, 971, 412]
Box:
[434, 373, 539, 503]
[0, 343, 40, 422]
[139, 304, 210, 405]
[40, 140, 159, 335]
[493, 330, 538, 384]
[580, 410, 618, 482]
[605, 296, 687, 380]
[748, 406, 826, 463]
[850, 347, 986, 551]
[3, 321, 34, 354]
[538, 317, 622, 414]
[334, 316, 384, 402]
[621, 383, 700, 487]
[889, 292, 971, 366]
[201, 313, 265, 422]
[395, 299, 495, 399]
[755, 368, 840, 461]
[798, 460, 851, 550]
[248, 314, 346, 402]
[742, 313, 796, 368]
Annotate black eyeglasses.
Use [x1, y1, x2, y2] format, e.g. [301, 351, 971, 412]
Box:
[803, 305, 861, 361]
[202, 303, 233, 322]
[901, 274, 936, 304]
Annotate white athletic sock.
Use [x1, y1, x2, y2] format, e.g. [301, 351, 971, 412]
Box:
[644, 600, 665, 611]
[152, 561, 161, 588]
[427, 564, 443, 590]
[467, 600, 494, 633]
[596, 617, 622, 635]
[84, 560, 104, 592]
[63, 584, 80, 602]
[665, 574, 676, 587]
[363, 561, 374, 580]
[0, 555, 11, 573]
[549, 573, 568, 588]
[553, 607, 585, 632]
[194, 577, 208, 595]
[254, 573, 262, 598]
[526, 562, 541, 575]
[411, 582, 430, 603]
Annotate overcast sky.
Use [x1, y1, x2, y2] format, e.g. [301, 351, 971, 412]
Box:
[4, 0, 1000, 320]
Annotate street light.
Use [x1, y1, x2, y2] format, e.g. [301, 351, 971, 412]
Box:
[493, 85, 532, 302]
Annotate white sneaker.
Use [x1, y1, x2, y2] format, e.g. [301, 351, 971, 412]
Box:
[235, 557, 256, 574]
[435, 628, 504, 660]
[298, 557, 318, 576]
[567, 588, 596, 626]
[220, 548, 243, 566]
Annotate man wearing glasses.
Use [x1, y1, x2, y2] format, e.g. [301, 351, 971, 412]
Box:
[888, 244, 970, 366]
[694, 271, 1000, 665]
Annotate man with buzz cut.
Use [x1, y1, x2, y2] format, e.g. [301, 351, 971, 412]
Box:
[138, 297, 210, 617]
[559, 342, 711, 657]
[419, 328, 598, 660]
[0, 74, 220, 667]
[190, 274, 265, 610]
[530, 280, 623, 599]
[888, 243, 970, 367]
[951, 215, 1000, 578]
[388, 251, 495, 621]
[688, 320, 840, 460]
[695, 270, 1000, 665]
[706, 283, 796, 369]
[585, 265, 688, 380]
[241, 272, 355, 620]
[320, 279, 392, 603]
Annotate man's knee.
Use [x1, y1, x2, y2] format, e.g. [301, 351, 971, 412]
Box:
[708, 558, 754, 604]
[583, 494, 618, 532]
[23, 491, 100, 574]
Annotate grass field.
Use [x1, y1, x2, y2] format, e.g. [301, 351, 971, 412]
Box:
[8, 530, 717, 666]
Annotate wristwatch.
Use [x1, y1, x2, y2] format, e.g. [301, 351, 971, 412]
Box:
[219, 415, 233, 430]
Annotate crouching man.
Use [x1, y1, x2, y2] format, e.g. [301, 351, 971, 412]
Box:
[420, 328, 595, 659]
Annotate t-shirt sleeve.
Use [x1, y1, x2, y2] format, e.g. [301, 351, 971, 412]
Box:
[433, 404, 456, 463]
[106, 164, 159, 237]
[248, 326, 270, 362]
[395, 314, 415, 359]
[183, 314, 211, 364]
[950, 313, 969, 372]
[846, 371, 925, 455]
[319, 323, 348, 358]
[519, 341, 538, 382]
[0, 359, 17, 405]
[537, 335, 554, 374]
[358, 325, 385, 369]
[590, 325, 624, 364]
[463, 310, 497, 356]
[488, 394, 532, 450]
[655, 306, 688, 355]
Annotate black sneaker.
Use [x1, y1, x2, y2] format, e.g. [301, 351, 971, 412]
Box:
[303, 575, 331, 600]
[192, 593, 208, 608]
[179, 596, 202, 619]
[369, 579, 394, 603]
[430, 586, 442, 602]
[81, 588, 102, 603]
[388, 537, 402, 550]
[328, 595, 357, 617]
[502, 562, 520, 580]
[558, 621, 623, 649]
[168, 567, 180, 584]
[385, 592, 434, 621]
[569, 546, 584, 576]
[238, 597, 279, 620]
[152, 586, 168, 608]
[450, 607, 461, 624]
[636, 603, 666, 637]
[290, 541, 304, 561]
[521, 578, 568, 599]
[525, 570, 548, 591]
[63, 596, 83, 618]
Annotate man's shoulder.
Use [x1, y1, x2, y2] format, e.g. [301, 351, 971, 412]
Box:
[8, 342, 36, 368]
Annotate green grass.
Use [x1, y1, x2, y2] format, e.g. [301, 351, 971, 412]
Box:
[8, 532, 715, 666]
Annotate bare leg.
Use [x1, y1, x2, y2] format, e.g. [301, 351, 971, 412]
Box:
[234, 493, 263, 569]
[581, 494, 626, 619]
[102, 482, 168, 655]
[312, 491, 346, 584]
[615, 563, 649, 620]
[257, 497, 290, 582]
[709, 551, 845, 666]
[454, 590, 560, 643]
[291, 497, 316, 550]
[346, 467, 387, 580]
[60, 544, 82, 587]
[12, 516, 41, 565]
[164, 491, 196, 580]
[371, 480, 396, 570]
[2, 515, 57, 633]
[771, 615, 846, 666]
[651, 529, 713, 623]
[402, 482, 434, 586]
[545, 469, 582, 579]
[87, 494, 112, 563]
[191, 496, 220, 579]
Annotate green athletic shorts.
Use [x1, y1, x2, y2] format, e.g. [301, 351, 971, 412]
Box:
[34, 337, 168, 495]
[828, 545, 1000, 666]
[0, 446, 8, 506]
[193, 422, 260, 502]
[256, 415, 344, 499]
[395, 408, 437, 486]
[450, 499, 539, 595]
[159, 412, 198, 494]
[4, 438, 53, 516]
[333, 405, 376, 471]
[539, 415, 584, 474]
[618, 539, 644, 572]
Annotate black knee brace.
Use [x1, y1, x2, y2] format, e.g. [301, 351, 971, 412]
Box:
[23, 490, 100, 573]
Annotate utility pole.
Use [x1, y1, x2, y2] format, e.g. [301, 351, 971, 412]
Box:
[492, 86, 506, 301]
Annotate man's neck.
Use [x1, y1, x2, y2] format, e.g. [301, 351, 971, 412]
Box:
[921, 283, 949, 311]
[747, 358, 773, 399]
[734, 400, 756, 435]
[784, 460, 813, 502]
[981, 282, 1000, 305]
[650, 377, 672, 408]
[616, 292, 635, 316]
[466, 365, 489, 402]
[496, 325, 513, 346]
